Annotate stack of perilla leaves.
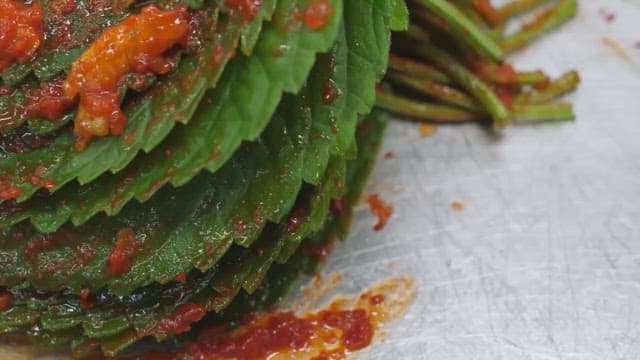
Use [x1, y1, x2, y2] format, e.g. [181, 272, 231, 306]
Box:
[0, 0, 409, 356]
[0, 0, 578, 357]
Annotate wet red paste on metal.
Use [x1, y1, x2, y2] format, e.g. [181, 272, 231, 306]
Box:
[367, 193, 394, 231]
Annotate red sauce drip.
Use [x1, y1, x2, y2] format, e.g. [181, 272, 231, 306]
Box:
[0, 180, 22, 200]
[226, 0, 262, 22]
[598, 8, 616, 23]
[85, 277, 415, 360]
[367, 193, 394, 231]
[303, 0, 334, 30]
[175, 272, 188, 284]
[0, 1, 44, 72]
[153, 303, 206, 338]
[161, 309, 372, 360]
[63, 5, 189, 150]
[322, 78, 339, 104]
[24, 78, 74, 121]
[24, 234, 60, 260]
[106, 227, 140, 276]
[79, 288, 96, 309]
[0, 291, 12, 311]
[369, 294, 385, 305]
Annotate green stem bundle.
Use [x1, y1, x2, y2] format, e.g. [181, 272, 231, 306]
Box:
[380, 0, 579, 129]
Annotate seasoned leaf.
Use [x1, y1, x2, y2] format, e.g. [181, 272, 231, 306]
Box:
[0, 6, 251, 202]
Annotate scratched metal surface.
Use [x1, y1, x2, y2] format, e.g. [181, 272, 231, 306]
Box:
[307, 1, 640, 359]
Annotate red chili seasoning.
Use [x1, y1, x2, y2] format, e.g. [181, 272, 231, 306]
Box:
[85, 277, 415, 360]
[79, 288, 96, 309]
[0, 1, 44, 72]
[226, 0, 262, 22]
[367, 193, 394, 231]
[598, 8, 616, 23]
[154, 303, 207, 338]
[24, 78, 74, 121]
[63, 5, 189, 149]
[0, 291, 13, 311]
[175, 272, 188, 284]
[106, 227, 140, 276]
[322, 78, 340, 104]
[451, 201, 466, 211]
[304, 238, 336, 262]
[473, 0, 501, 26]
[303, 0, 334, 30]
[23, 233, 63, 260]
[0, 180, 22, 201]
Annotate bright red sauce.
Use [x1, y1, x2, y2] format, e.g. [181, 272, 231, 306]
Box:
[24, 78, 74, 121]
[79, 288, 96, 309]
[0, 0, 44, 72]
[175, 272, 188, 284]
[0, 180, 22, 200]
[302, 0, 334, 30]
[367, 193, 394, 231]
[153, 303, 207, 338]
[63, 5, 189, 149]
[81, 276, 415, 360]
[106, 227, 140, 276]
[226, 0, 262, 22]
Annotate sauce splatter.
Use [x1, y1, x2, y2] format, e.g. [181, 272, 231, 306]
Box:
[322, 78, 340, 104]
[226, 0, 262, 22]
[101, 276, 415, 360]
[153, 303, 207, 338]
[598, 8, 616, 23]
[451, 201, 466, 212]
[106, 227, 141, 276]
[63, 5, 189, 149]
[302, 0, 334, 30]
[0, 1, 44, 72]
[367, 194, 394, 231]
[419, 123, 437, 137]
[24, 78, 74, 121]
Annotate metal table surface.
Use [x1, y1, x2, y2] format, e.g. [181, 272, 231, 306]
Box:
[305, 1, 640, 359]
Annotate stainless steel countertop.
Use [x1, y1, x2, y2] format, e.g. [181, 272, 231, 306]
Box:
[308, 1, 640, 359]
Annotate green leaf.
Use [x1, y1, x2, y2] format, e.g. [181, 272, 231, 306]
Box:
[0, 6, 250, 202]
[390, 0, 410, 31]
